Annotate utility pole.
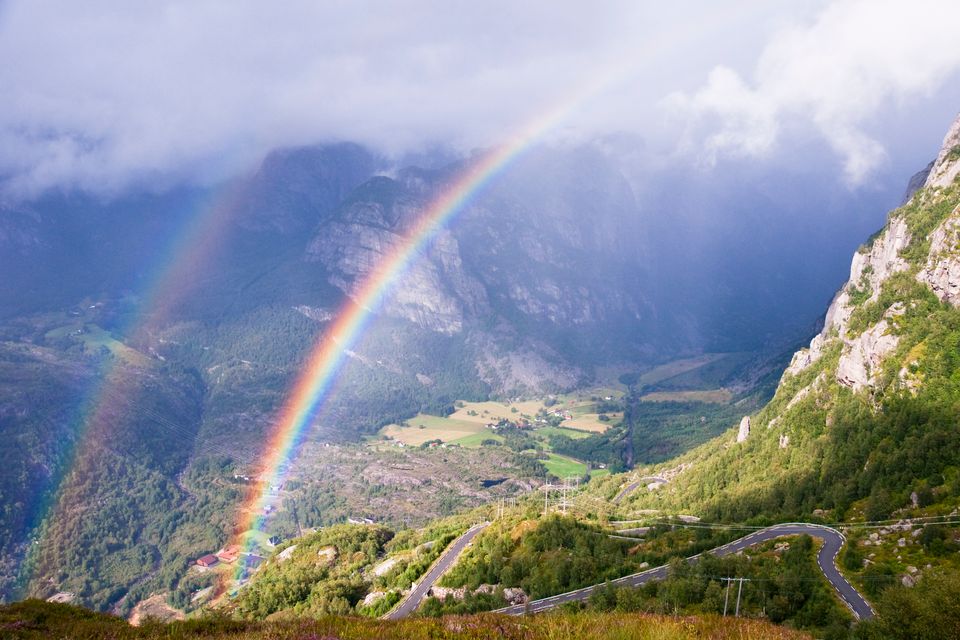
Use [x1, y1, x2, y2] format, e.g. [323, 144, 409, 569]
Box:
[721, 577, 750, 617]
[723, 578, 731, 616]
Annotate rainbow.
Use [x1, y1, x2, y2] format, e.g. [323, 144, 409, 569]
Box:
[21, 184, 248, 592]
[228, 85, 619, 578]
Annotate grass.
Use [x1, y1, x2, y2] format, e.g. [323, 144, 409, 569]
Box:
[638, 354, 725, 386]
[534, 426, 593, 440]
[639, 389, 733, 403]
[381, 414, 486, 446]
[562, 414, 617, 433]
[543, 453, 588, 478]
[0, 601, 813, 639]
[45, 322, 151, 366]
[381, 399, 614, 447]
[450, 432, 503, 448]
[448, 400, 546, 423]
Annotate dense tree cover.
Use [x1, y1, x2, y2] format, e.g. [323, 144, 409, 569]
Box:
[854, 568, 960, 640]
[237, 524, 393, 619]
[30, 450, 240, 613]
[22, 359, 247, 613]
[419, 590, 505, 616]
[0, 342, 91, 603]
[548, 398, 760, 470]
[236, 520, 470, 620]
[585, 536, 850, 637]
[441, 516, 646, 599]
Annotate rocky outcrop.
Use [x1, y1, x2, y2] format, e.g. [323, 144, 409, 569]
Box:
[917, 205, 960, 306]
[503, 587, 528, 605]
[362, 590, 387, 606]
[736, 416, 751, 443]
[785, 216, 911, 380]
[471, 332, 582, 396]
[924, 113, 960, 190]
[836, 306, 902, 391]
[901, 161, 934, 205]
[305, 186, 483, 335]
[783, 115, 960, 398]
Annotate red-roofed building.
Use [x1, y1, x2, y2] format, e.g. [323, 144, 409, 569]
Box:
[196, 554, 218, 568]
[216, 545, 241, 563]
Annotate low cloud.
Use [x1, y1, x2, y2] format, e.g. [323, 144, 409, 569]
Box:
[0, 1, 958, 198]
[670, 0, 960, 185]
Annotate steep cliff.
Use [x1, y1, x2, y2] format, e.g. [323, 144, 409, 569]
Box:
[620, 112, 960, 522]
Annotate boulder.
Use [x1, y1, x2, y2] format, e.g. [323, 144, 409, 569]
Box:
[503, 587, 528, 605]
[362, 591, 387, 607]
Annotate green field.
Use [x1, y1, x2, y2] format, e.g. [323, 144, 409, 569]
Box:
[534, 426, 593, 440]
[638, 354, 725, 386]
[450, 432, 503, 447]
[543, 453, 588, 478]
[380, 414, 485, 446]
[45, 323, 151, 366]
[639, 389, 733, 403]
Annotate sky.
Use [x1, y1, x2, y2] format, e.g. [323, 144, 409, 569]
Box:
[1, 0, 959, 198]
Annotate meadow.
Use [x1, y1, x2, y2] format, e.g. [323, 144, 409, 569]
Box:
[380, 397, 616, 448]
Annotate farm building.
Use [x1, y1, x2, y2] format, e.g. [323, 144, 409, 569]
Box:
[195, 554, 218, 568]
[216, 545, 241, 563]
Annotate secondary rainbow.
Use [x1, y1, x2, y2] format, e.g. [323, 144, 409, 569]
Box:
[21, 183, 250, 594]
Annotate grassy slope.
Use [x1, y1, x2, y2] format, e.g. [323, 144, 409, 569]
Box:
[0, 600, 811, 640]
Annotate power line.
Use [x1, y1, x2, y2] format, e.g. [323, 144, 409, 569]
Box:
[721, 577, 750, 617]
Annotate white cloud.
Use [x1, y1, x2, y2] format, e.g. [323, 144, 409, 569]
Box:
[0, 0, 957, 197]
[671, 0, 960, 185]
[0, 0, 652, 197]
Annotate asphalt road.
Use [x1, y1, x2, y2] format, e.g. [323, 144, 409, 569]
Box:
[495, 523, 874, 621]
[612, 477, 668, 503]
[384, 522, 489, 619]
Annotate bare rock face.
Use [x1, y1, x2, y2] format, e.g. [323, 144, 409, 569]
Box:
[836, 308, 902, 391]
[736, 416, 751, 443]
[901, 160, 935, 205]
[430, 585, 467, 601]
[305, 179, 488, 335]
[917, 205, 960, 305]
[778, 434, 789, 449]
[785, 332, 828, 377]
[848, 216, 912, 308]
[785, 216, 911, 379]
[924, 112, 960, 190]
[471, 332, 582, 396]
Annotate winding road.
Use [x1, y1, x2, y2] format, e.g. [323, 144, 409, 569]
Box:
[495, 523, 874, 620]
[384, 522, 489, 620]
[612, 476, 668, 503]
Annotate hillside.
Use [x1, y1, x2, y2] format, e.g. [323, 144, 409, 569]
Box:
[600, 114, 960, 615]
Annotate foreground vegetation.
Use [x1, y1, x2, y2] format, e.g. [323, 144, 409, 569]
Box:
[0, 600, 812, 639]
